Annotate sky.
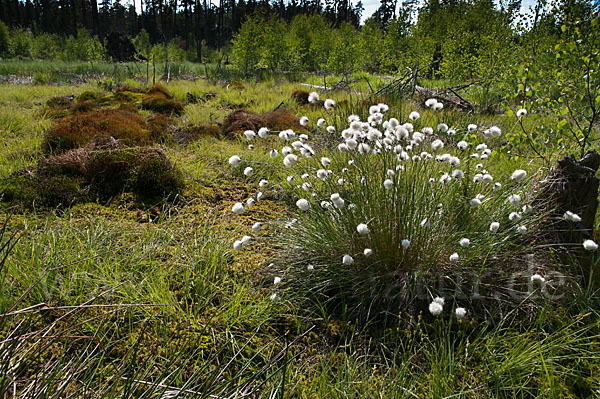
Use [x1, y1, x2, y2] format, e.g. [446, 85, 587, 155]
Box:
[353, 0, 540, 23]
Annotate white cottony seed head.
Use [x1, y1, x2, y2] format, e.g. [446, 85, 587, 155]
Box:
[583, 239, 598, 251]
[429, 301, 443, 316]
[356, 223, 369, 235]
[342, 254, 354, 265]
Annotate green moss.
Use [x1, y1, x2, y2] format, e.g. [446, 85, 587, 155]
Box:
[141, 95, 185, 115]
[109, 90, 143, 104]
[85, 147, 185, 200]
[0, 174, 88, 210]
[75, 90, 105, 103]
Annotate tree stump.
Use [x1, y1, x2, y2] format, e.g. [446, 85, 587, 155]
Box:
[542, 150, 599, 279]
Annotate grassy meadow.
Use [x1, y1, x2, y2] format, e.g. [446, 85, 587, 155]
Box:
[1, 72, 600, 398]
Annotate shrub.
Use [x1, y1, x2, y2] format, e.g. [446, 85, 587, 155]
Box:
[85, 147, 184, 199]
[43, 109, 152, 153]
[222, 109, 266, 137]
[31, 33, 62, 59]
[141, 94, 184, 115]
[9, 28, 32, 58]
[0, 20, 8, 56]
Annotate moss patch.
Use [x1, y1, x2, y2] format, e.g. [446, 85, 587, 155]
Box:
[0, 173, 89, 210]
[85, 147, 185, 200]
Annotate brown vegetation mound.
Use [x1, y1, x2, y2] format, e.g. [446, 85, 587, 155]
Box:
[115, 85, 143, 93]
[141, 94, 184, 115]
[144, 84, 174, 99]
[222, 109, 266, 137]
[1, 146, 184, 210]
[75, 91, 106, 103]
[43, 109, 154, 153]
[291, 90, 309, 105]
[263, 108, 303, 131]
[85, 147, 185, 199]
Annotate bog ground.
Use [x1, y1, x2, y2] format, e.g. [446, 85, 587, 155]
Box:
[1, 75, 600, 398]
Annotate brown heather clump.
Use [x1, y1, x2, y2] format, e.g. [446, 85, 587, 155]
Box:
[42, 109, 153, 153]
[147, 114, 171, 142]
[111, 90, 143, 104]
[222, 109, 266, 137]
[38, 147, 91, 177]
[71, 100, 99, 113]
[2, 147, 184, 209]
[0, 173, 88, 210]
[263, 108, 304, 131]
[291, 90, 310, 105]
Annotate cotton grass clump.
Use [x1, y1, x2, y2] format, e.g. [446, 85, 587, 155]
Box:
[226, 100, 559, 323]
